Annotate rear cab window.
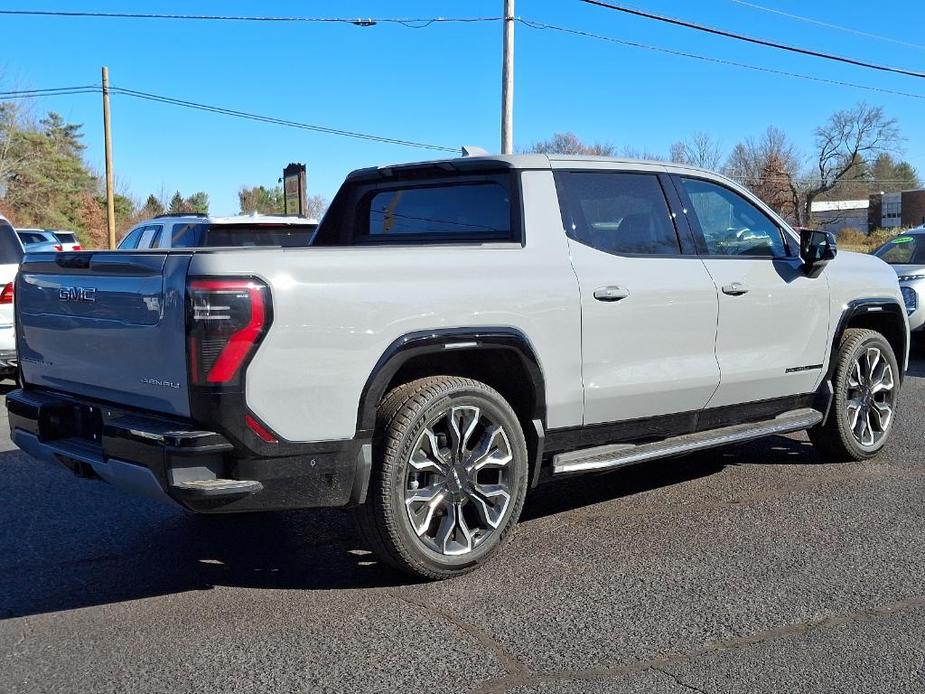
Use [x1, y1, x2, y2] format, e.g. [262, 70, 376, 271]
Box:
[168, 223, 317, 248]
[313, 170, 518, 246]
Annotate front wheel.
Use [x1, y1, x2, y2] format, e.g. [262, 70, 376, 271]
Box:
[809, 328, 900, 462]
[354, 376, 529, 579]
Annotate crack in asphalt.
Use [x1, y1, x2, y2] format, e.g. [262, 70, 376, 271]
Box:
[386, 590, 529, 680]
[470, 594, 925, 693]
[650, 665, 710, 694]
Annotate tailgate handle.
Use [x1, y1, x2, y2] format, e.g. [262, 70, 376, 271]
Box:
[88, 254, 165, 275]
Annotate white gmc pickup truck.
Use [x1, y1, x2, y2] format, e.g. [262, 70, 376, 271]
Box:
[8, 154, 909, 578]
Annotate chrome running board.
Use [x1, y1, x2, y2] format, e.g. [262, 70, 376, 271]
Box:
[552, 408, 823, 475]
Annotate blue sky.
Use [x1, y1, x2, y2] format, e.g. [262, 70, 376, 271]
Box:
[4, 0, 925, 214]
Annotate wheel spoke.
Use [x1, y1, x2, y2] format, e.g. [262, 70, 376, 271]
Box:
[870, 400, 893, 431]
[469, 483, 512, 529]
[847, 361, 863, 389]
[870, 362, 894, 394]
[435, 502, 474, 556]
[410, 428, 449, 475]
[466, 424, 513, 473]
[846, 398, 863, 430]
[447, 406, 480, 459]
[864, 348, 881, 383]
[405, 485, 448, 537]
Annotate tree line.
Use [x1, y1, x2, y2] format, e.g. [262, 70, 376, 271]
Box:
[0, 100, 325, 247]
[0, 97, 915, 246]
[529, 102, 919, 228]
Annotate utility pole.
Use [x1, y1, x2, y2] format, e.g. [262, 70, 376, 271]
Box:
[102, 66, 116, 249]
[501, 0, 515, 154]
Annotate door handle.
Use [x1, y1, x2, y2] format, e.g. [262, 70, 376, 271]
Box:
[722, 282, 749, 296]
[593, 285, 630, 302]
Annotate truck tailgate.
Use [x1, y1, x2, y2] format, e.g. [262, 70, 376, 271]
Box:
[17, 251, 193, 417]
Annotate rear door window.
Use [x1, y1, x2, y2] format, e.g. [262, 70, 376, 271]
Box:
[555, 171, 682, 255]
[137, 225, 162, 249]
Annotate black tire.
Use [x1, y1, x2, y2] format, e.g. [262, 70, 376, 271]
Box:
[353, 376, 529, 580]
[809, 328, 900, 462]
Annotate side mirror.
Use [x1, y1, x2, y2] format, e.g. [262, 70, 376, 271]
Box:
[800, 228, 837, 274]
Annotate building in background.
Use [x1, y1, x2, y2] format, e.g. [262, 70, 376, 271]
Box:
[869, 189, 925, 231]
[810, 199, 870, 234]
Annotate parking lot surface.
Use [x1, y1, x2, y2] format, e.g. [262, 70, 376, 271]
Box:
[1, 351, 924, 693]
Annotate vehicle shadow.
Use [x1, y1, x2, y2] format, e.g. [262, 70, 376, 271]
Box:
[0, 435, 817, 620]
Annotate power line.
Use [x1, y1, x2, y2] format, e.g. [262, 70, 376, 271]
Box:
[518, 19, 925, 101]
[578, 0, 925, 80]
[0, 9, 501, 28]
[728, 0, 925, 52]
[108, 87, 458, 152]
[0, 84, 458, 152]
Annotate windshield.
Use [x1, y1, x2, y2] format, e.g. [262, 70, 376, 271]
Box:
[0, 221, 24, 263]
[54, 232, 76, 243]
[18, 231, 49, 245]
[873, 234, 925, 265]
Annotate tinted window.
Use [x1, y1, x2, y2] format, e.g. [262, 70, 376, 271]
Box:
[118, 227, 144, 249]
[0, 222, 23, 264]
[362, 180, 511, 241]
[205, 224, 316, 247]
[137, 225, 161, 249]
[53, 232, 77, 243]
[168, 223, 206, 248]
[681, 178, 787, 257]
[18, 231, 48, 245]
[874, 235, 925, 264]
[556, 172, 681, 255]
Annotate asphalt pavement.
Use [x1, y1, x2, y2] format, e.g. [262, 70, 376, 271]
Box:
[1, 351, 924, 693]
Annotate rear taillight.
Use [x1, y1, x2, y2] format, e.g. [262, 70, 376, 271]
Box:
[72, 245, 82, 251]
[53, 244, 62, 251]
[0, 282, 13, 304]
[187, 278, 271, 386]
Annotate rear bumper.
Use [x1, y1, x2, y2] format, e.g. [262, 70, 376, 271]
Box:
[7, 388, 371, 513]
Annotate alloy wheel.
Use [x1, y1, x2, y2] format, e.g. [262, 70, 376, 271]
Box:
[845, 346, 895, 447]
[404, 405, 514, 556]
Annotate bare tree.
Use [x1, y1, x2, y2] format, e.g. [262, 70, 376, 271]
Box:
[526, 132, 616, 156]
[669, 132, 723, 171]
[725, 126, 803, 224]
[306, 194, 327, 221]
[803, 103, 901, 223]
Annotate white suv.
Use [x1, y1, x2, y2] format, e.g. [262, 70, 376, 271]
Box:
[0, 216, 22, 377]
[118, 213, 319, 249]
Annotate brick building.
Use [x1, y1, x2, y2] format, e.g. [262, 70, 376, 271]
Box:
[869, 189, 925, 230]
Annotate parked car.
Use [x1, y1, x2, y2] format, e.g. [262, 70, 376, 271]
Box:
[16, 229, 61, 252]
[117, 213, 319, 249]
[0, 216, 22, 378]
[872, 227, 925, 332]
[8, 154, 909, 579]
[49, 230, 81, 251]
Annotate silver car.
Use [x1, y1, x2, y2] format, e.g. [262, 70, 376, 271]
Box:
[873, 226, 925, 331]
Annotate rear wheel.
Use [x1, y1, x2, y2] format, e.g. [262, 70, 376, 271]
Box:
[354, 376, 528, 579]
[809, 328, 899, 462]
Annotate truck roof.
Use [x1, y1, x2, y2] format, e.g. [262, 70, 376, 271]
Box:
[150, 213, 319, 226]
[347, 153, 733, 185]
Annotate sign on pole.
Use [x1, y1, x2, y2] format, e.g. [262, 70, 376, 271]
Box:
[283, 163, 308, 217]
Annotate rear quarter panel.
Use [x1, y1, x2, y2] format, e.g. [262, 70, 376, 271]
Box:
[188, 170, 583, 442]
